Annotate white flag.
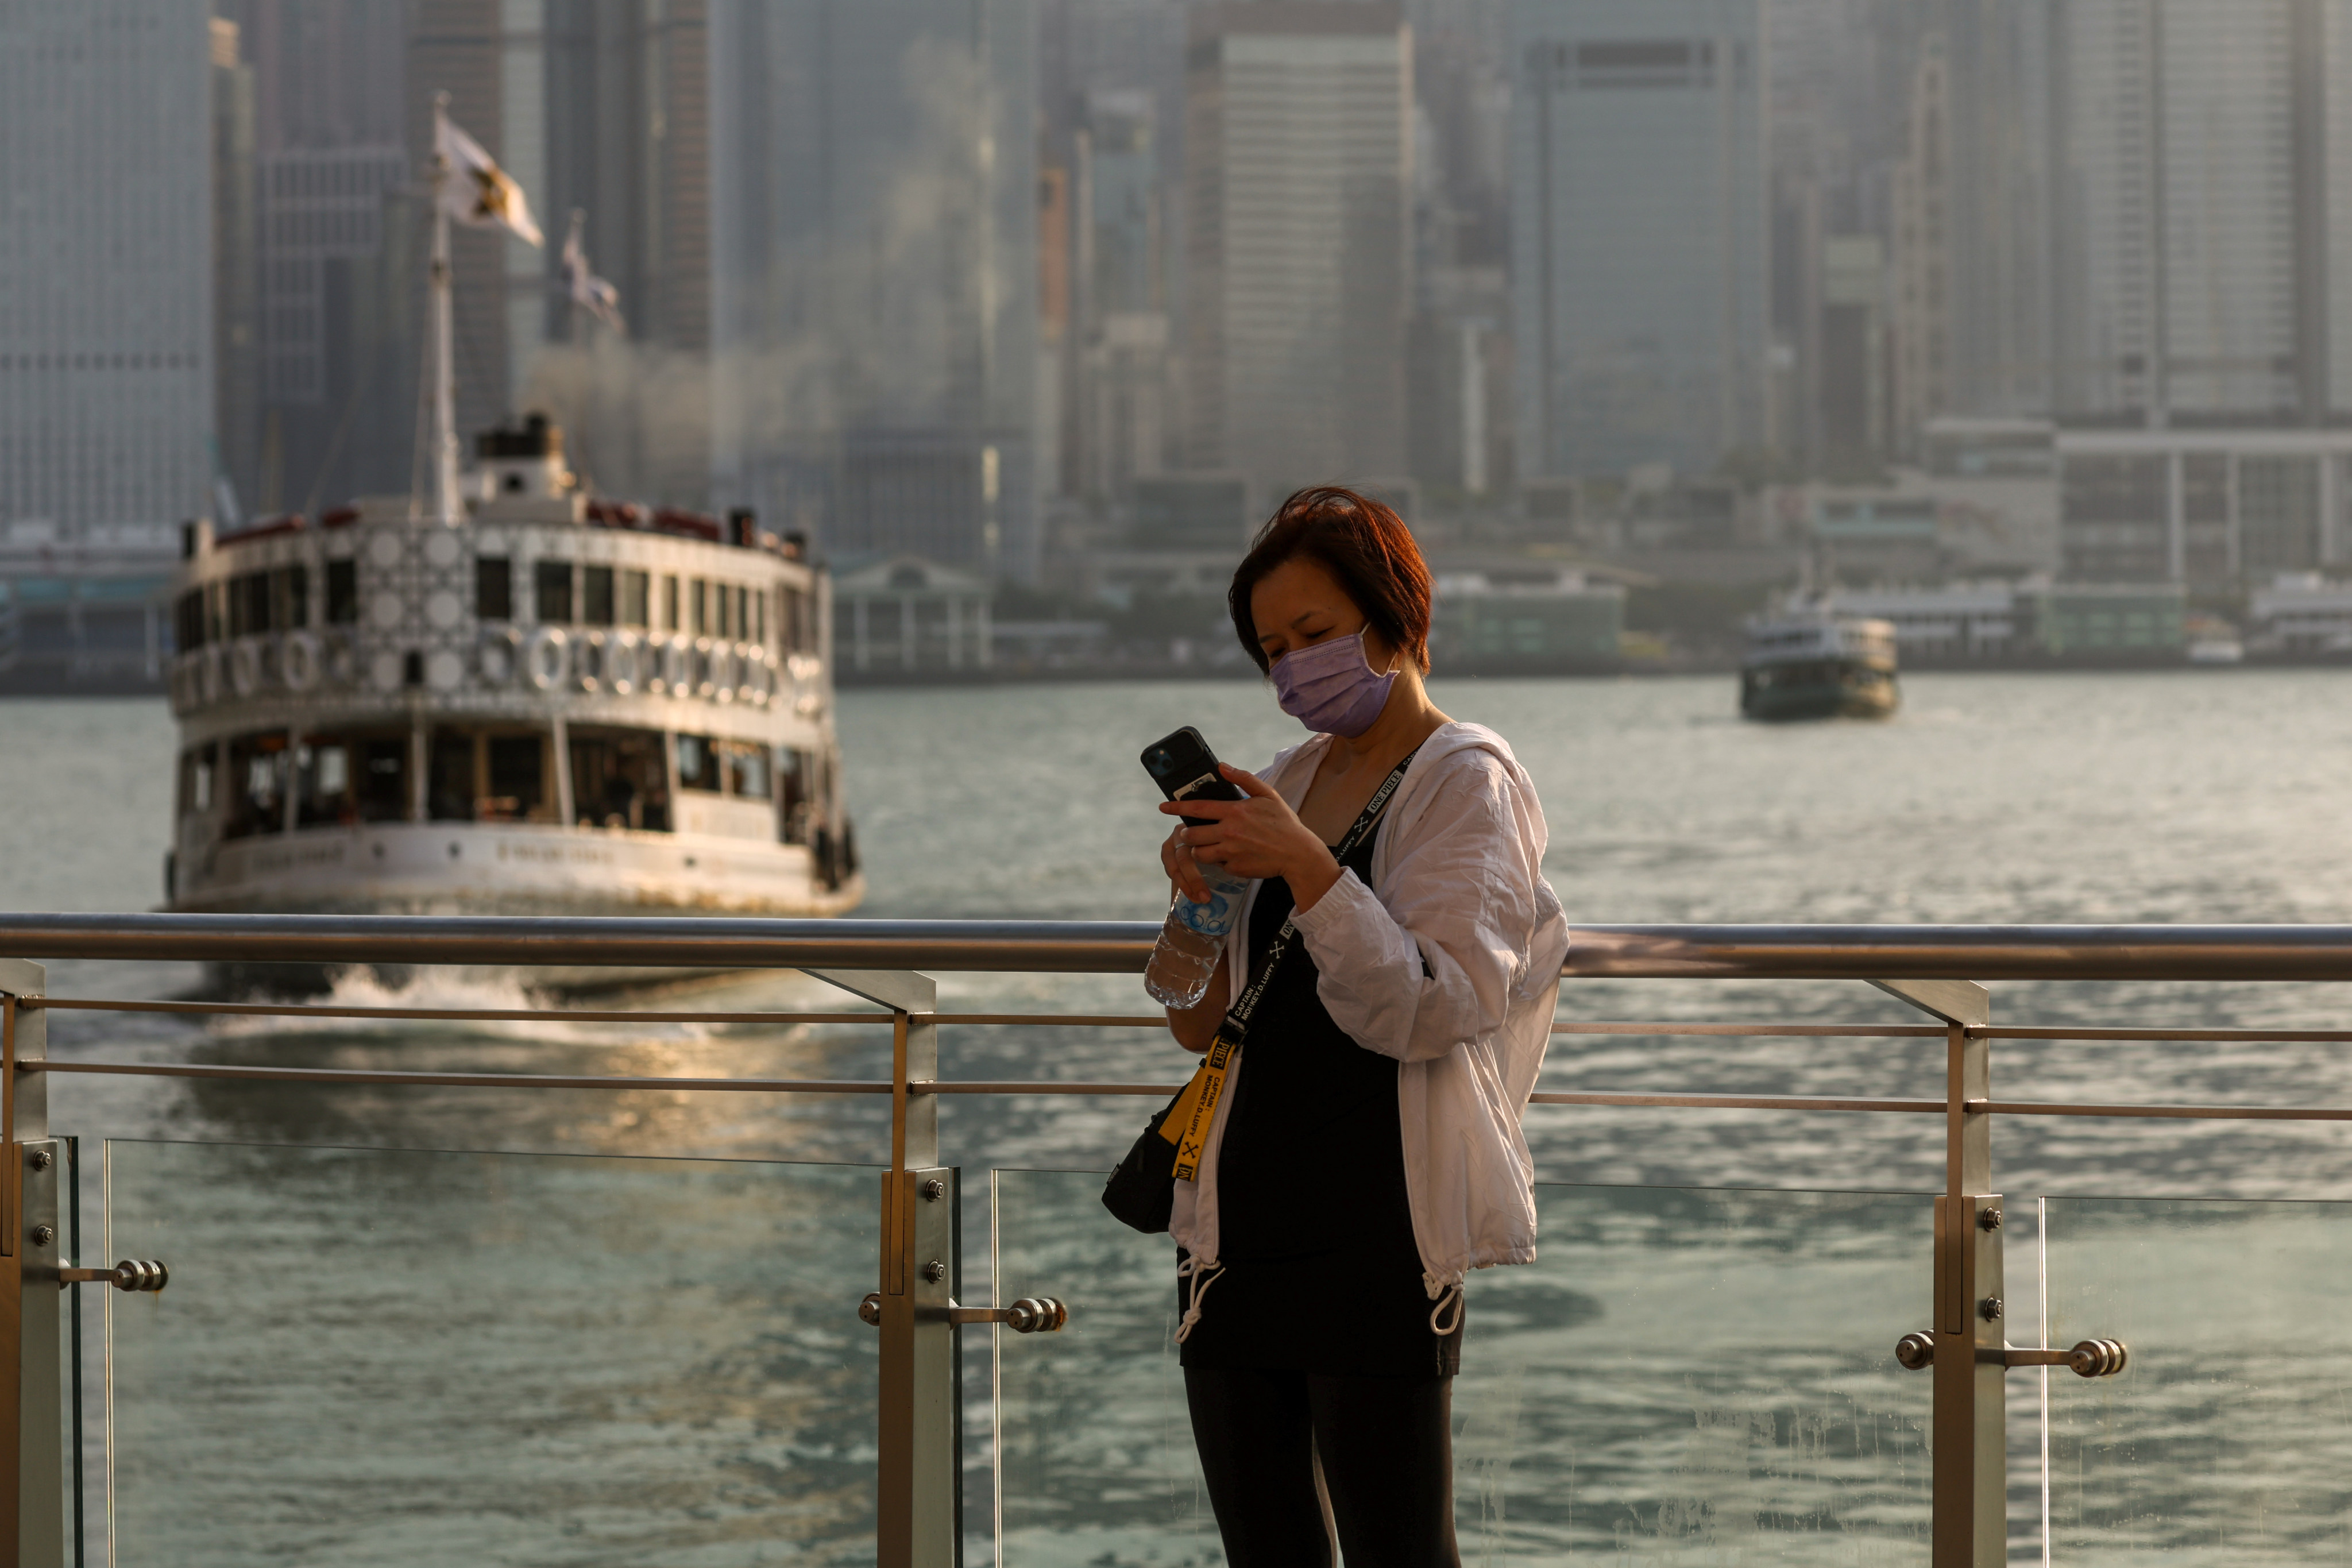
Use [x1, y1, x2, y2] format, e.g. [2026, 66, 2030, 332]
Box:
[435, 110, 543, 247]
[560, 211, 624, 330]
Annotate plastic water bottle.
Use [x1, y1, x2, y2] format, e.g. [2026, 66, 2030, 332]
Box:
[1145, 860, 1249, 1009]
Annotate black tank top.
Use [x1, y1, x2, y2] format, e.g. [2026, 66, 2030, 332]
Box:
[1176, 820, 1464, 1377]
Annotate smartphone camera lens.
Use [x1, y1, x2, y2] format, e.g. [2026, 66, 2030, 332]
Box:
[1149, 748, 1169, 768]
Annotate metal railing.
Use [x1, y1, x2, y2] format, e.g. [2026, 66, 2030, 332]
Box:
[10, 913, 2352, 1566]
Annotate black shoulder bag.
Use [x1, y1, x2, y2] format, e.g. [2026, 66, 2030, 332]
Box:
[1100, 750, 1418, 1234]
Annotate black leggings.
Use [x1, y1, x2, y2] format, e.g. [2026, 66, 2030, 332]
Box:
[1184, 1365, 1460, 1568]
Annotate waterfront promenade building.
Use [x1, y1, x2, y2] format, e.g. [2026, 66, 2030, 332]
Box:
[1512, 0, 1768, 483]
[0, 0, 215, 538]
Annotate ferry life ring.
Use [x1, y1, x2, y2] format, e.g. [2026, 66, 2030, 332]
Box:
[229, 637, 262, 697]
[575, 631, 607, 694]
[524, 627, 570, 692]
[705, 639, 736, 704]
[605, 632, 641, 697]
[281, 631, 322, 692]
[656, 635, 692, 696]
[478, 626, 522, 685]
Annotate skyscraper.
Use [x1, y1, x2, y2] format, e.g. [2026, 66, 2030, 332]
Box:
[1890, 32, 1951, 447]
[213, 19, 261, 517]
[2049, 0, 2339, 423]
[1513, 0, 1768, 481]
[1183, 3, 1413, 497]
[1936, 0, 2058, 422]
[708, 0, 1041, 579]
[0, 0, 215, 533]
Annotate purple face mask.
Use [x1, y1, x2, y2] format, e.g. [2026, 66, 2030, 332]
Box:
[1270, 629, 1397, 737]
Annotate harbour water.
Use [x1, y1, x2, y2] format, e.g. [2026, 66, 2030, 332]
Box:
[15, 671, 2352, 1563]
[18, 670, 2352, 1199]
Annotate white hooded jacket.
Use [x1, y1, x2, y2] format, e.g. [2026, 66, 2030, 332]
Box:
[1168, 721, 1569, 1304]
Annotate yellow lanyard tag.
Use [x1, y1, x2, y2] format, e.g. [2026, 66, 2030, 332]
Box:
[1163, 1032, 1236, 1181]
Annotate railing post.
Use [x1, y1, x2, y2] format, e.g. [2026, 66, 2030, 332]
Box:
[0, 962, 63, 1567]
[806, 968, 953, 1568]
[1876, 979, 2000, 1568]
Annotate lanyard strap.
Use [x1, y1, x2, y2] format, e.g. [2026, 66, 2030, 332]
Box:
[1165, 747, 1420, 1181]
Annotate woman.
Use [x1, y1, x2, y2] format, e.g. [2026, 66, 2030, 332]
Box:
[1156, 486, 1568, 1567]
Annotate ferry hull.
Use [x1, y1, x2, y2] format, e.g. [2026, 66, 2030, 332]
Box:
[1740, 663, 1900, 722]
[171, 820, 863, 920]
[171, 820, 863, 994]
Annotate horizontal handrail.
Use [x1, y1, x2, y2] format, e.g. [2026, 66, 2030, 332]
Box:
[32, 997, 2352, 1044]
[26, 1060, 895, 1093]
[17, 913, 2352, 979]
[25, 1059, 2352, 1123]
[26, 997, 1948, 1036]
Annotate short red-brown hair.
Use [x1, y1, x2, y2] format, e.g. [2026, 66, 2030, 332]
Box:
[1228, 486, 1432, 674]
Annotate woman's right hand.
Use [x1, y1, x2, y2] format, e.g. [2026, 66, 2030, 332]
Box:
[1161, 821, 1212, 904]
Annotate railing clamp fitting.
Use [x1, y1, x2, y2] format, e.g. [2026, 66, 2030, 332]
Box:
[61, 1258, 168, 1293]
[857, 1291, 1067, 1333]
[1894, 1329, 2126, 1377]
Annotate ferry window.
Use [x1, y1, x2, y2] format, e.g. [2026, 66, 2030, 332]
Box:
[675, 733, 723, 792]
[621, 569, 650, 627]
[568, 727, 670, 832]
[535, 560, 574, 624]
[229, 571, 272, 638]
[662, 574, 679, 631]
[485, 733, 549, 821]
[737, 585, 752, 642]
[174, 590, 206, 651]
[752, 588, 765, 644]
[428, 729, 476, 821]
[690, 578, 709, 635]
[725, 741, 771, 800]
[717, 582, 735, 639]
[582, 565, 615, 626]
[221, 731, 289, 840]
[326, 559, 358, 624]
[295, 739, 362, 828]
[476, 557, 512, 620]
[781, 586, 810, 652]
[177, 744, 215, 817]
[355, 738, 407, 822]
[276, 565, 309, 629]
[778, 748, 812, 843]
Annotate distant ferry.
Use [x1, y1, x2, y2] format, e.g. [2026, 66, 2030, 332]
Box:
[161, 416, 862, 922]
[1739, 612, 1900, 721]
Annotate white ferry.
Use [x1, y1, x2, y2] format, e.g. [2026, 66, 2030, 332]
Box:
[1739, 612, 1900, 721]
[162, 413, 861, 920]
[163, 103, 862, 931]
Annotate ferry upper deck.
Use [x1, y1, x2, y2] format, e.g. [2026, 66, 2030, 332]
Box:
[161, 418, 860, 917]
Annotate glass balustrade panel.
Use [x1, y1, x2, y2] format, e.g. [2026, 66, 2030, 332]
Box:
[2044, 1196, 2352, 1566]
[105, 1139, 881, 1568]
[993, 1170, 1933, 1566]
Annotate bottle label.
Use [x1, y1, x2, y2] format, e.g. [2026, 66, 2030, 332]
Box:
[1174, 881, 1239, 937]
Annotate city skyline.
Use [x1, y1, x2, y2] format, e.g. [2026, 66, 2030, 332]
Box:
[22, 0, 2352, 592]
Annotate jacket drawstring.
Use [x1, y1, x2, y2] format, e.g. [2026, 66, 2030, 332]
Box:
[1426, 1276, 1465, 1336]
[1175, 1256, 1225, 1345]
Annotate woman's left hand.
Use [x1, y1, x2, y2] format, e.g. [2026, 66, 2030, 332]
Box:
[1157, 765, 1343, 910]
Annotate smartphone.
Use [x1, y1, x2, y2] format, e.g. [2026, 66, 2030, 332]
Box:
[1140, 727, 1247, 827]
